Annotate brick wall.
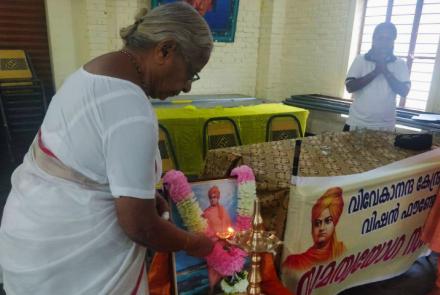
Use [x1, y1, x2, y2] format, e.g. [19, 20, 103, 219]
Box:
[45, 0, 79, 88]
[80, 0, 262, 97]
[190, 0, 262, 96]
[84, 0, 142, 59]
[48, 0, 360, 102]
[256, 0, 360, 102]
[279, 0, 358, 99]
[46, 0, 440, 133]
[256, 0, 289, 101]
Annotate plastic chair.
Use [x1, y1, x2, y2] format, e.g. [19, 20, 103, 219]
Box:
[158, 124, 179, 174]
[265, 114, 303, 142]
[202, 117, 242, 159]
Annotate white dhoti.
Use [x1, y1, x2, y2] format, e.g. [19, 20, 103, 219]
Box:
[0, 140, 148, 294]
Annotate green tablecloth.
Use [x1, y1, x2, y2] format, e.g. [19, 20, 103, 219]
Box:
[155, 103, 309, 175]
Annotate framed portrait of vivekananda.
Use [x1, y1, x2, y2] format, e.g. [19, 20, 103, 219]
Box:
[151, 0, 240, 42]
[171, 178, 239, 294]
[163, 166, 257, 294]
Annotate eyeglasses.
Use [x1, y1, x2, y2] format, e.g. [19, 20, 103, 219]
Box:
[181, 53, 201, 82]
[189, 73, 200, 82]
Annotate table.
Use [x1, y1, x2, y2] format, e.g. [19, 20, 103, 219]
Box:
[286, 94, 440, 132]
[202, 131, 440, 294]
[155, 103, 309, 176]
[202, 131, 422, 236]
[152, 95, 265, 109]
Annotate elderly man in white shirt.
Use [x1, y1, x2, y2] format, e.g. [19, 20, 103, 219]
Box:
[345, 22, 411, 131]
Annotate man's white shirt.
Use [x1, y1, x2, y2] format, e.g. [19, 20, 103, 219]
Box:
[346, 54, 410, 130]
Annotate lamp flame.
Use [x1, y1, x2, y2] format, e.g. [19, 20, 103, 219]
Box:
[216, 227, 235, 240]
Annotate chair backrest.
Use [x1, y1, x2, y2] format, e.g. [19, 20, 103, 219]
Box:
[265, 114, 303, 142]
[0, 49, 33, 81]
[158, 124, 179, 173]
[202, 117, 242, 159]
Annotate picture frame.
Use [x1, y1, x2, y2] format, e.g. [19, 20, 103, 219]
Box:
[169, 177, 239, 294]
[151, 0, 240, 43]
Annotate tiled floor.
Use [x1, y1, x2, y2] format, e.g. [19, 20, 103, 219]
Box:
[0, 145, 437, 295]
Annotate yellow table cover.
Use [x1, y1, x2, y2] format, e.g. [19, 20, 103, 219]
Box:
[155, 103, 309, 175]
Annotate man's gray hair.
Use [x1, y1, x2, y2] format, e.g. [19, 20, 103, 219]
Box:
[120, 2, 213, 70]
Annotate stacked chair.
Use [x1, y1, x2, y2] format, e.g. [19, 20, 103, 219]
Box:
[0, 49, 48, 163]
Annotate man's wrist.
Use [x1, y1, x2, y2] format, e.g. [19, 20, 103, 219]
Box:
[372, 67, 381, 76]
[183, 234, 192, 251]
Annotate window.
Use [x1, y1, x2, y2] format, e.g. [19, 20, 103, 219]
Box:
[359, 0, 440, 110]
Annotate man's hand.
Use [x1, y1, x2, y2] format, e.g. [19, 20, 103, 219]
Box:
[185, 233, 215, 257]
[346, 66, 382, 93]
[155, 191, 170, 219]
[382, 66, 411, 97]
[374, 61, 387, 74]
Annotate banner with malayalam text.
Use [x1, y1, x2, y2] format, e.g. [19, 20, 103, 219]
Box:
[281, 149, 440, 295]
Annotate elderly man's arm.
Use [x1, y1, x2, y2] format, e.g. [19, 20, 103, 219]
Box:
[115, 196, 214, 257]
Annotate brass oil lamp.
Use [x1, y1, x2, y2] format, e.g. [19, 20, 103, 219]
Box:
[227, 199, 283, 295]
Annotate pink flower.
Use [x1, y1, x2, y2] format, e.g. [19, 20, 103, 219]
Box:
[163, 170, 192, 203]
[231, 165, 255, 184]
[206, 242, 247, 276]
[235, 215, 252, 231]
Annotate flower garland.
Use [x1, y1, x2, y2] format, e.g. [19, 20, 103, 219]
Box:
[162, 170, 207, 233]
[231, 166, 256, 231]
[220, 271, 249, 294]
[163, 165, 256, 279]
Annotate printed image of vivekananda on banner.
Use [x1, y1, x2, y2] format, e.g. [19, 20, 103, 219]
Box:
[281, 149, 440, 295]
